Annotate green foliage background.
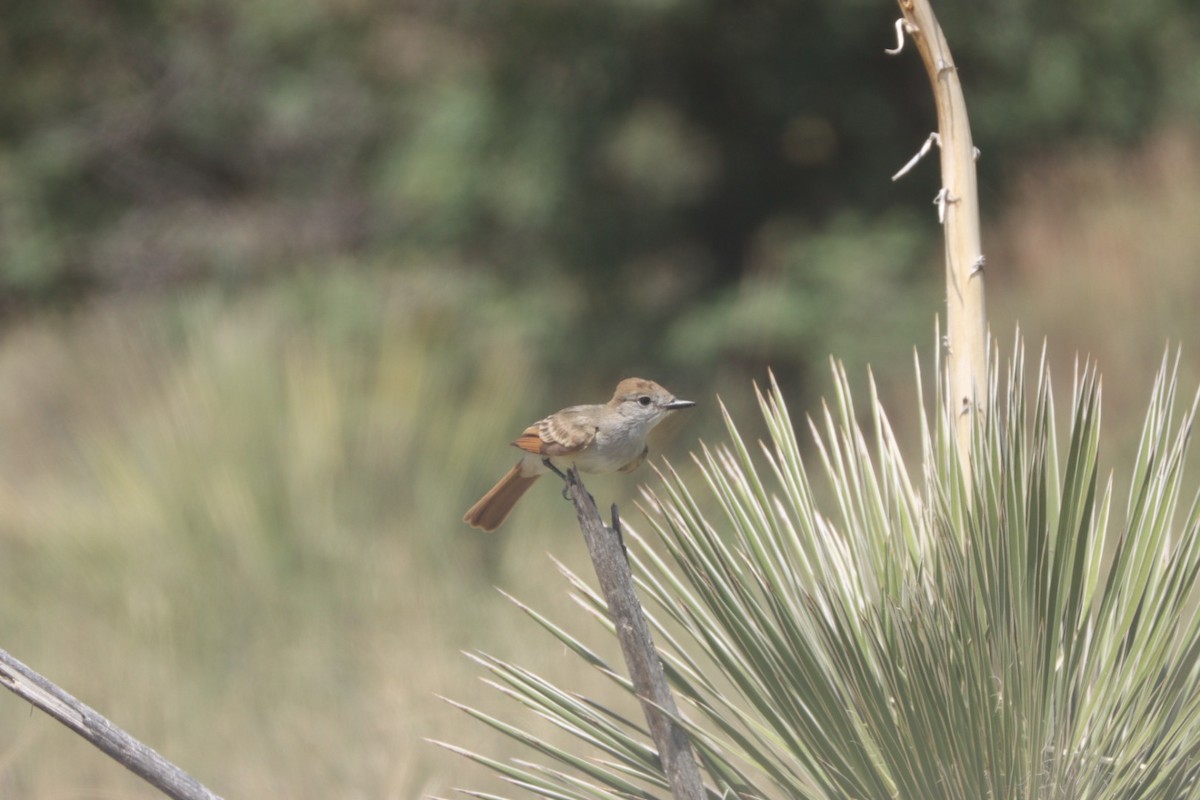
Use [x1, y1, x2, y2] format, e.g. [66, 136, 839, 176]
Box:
[4, 0, 1198, 381]
[1, 0, 1200, 797]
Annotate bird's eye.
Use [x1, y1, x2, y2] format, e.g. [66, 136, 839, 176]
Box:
[638, 395, 652, 407]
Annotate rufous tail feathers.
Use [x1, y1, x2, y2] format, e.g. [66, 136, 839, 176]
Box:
[463, 463, 541, 532]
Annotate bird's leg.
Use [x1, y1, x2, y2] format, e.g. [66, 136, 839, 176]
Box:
[542, 458, 568, 481]
[542, 458, 572, 499]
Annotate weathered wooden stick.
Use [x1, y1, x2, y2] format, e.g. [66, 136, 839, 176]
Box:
[0, 647, 223, 800]
[564, 467, 705, 800]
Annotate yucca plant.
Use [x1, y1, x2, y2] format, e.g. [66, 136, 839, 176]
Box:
[441, 340, 1200, 800]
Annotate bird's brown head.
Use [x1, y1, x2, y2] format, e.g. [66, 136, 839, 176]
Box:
[610, 378, 696, 420]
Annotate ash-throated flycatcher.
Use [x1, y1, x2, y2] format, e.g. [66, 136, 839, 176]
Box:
[463, 378, 695, 531]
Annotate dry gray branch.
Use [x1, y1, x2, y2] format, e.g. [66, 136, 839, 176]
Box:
[564, 467, 706, 800]
[0, 648, 223, 800]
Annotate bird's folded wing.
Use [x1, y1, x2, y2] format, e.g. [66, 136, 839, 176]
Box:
[512, 407, 597, 457]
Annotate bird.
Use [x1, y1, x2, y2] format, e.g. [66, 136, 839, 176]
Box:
[463, 378, 695, 531]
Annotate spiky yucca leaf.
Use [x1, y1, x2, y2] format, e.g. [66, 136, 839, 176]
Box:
[450, 344, 1200, 800]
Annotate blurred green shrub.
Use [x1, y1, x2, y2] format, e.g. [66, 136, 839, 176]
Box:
[0, 267, 558, 592]
[667, 212, 935, 375]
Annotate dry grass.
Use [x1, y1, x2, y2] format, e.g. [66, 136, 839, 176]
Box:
[0, 274, 638, 798]
[990, 127, 1200, 460]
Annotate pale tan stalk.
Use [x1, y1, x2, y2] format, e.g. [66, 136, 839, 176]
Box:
[892, 0, 988, 483]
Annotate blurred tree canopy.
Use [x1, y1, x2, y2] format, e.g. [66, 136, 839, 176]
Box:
[2, 0, 1197, 383]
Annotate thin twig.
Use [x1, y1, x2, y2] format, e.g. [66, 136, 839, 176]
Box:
[564, 467, 705, 800]
[0, 648, 223, 800]
[892, 132, 940, 181]
[884, 17, 918, 55]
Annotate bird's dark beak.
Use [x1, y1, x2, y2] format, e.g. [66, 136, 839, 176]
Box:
[664, 398, 696, 410]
